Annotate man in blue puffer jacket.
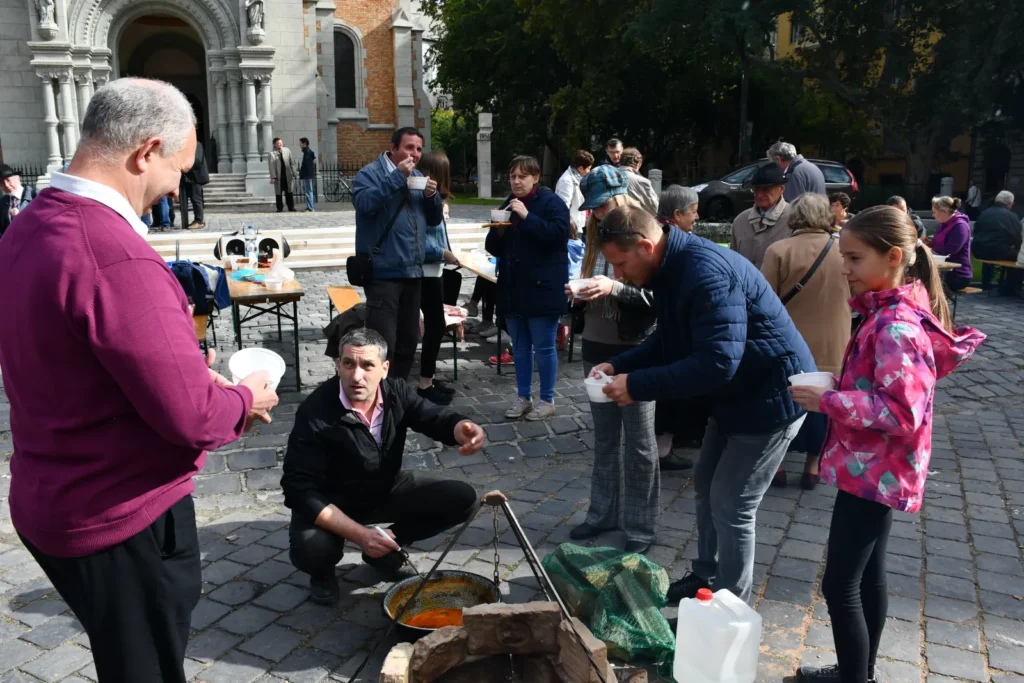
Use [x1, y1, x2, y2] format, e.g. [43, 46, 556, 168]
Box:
[592, 205, 815, 604]
[353, 127, 443, 380]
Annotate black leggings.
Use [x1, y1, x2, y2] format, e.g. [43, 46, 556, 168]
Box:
[471, 278, 497, 324]
[822, 490, 893, 683]
[420, 276, 445, 378]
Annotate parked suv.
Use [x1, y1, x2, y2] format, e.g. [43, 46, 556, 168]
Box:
[693, 159, 859, 221]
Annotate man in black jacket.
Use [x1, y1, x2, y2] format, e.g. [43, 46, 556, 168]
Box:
[972, 190, 1023, 294]
[282, 328, 485, 604]
[299, 137, 317, 212]
[180, 141, 209, 230]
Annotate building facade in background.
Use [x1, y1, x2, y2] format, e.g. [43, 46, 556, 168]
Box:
[0, 0, 436, 195]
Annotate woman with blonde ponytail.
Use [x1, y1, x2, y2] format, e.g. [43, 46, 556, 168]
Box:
[789, 205, 985, 683]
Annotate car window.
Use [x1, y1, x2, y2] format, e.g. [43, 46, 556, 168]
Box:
[724, 166, 756, 184]
[818, 164, 850, 184]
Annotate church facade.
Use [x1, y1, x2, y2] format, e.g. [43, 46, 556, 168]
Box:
[0, 0, 437, 195]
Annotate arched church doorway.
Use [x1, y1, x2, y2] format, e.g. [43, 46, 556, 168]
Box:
[985, 143, 1011, 193]
[117, 16, 209, 148]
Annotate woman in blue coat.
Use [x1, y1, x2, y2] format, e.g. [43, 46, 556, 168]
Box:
[486, 155, 570, 420]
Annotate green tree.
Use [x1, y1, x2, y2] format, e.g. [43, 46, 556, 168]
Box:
[787, 0, 1024, 198]
[430, 109, 476, 180]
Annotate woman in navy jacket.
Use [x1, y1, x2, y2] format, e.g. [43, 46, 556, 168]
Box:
[486, 156, 570, 420]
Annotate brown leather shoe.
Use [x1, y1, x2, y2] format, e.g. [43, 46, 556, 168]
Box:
[187, 221, 204, 231]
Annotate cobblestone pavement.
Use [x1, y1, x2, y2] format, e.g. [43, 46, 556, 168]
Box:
[157, 204, 495, 234]
[1, 272, 1024, 682]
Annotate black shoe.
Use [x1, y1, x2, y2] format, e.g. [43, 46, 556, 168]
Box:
[659, 452, 694, 471]
[801, 472, 820, 491]
[666, 571, 711, 603]
[432, 379, 457, 396]
[569, 523, 604, 541]
[796, 664, 875, 683]
[417, 384, 453, 405]
[624, 540, 652, 554]
[362, 551, 407, 579]
[772, 470, 788, 488]
[308, 574, 339, 606]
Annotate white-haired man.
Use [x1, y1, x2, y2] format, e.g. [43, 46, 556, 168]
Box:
[767, 140, 826, 202]
[0, 78, 279, 682]
[972, 190, 1023, 294]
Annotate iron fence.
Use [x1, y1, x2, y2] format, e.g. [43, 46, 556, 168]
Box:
[316, 161, 372, 203]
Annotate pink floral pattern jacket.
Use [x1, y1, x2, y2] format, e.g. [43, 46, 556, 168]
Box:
[819, 282, 986, 512]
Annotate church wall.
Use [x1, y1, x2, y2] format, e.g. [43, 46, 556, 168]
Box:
[262, 0, 317, 151]
[0, 0, 47, 167]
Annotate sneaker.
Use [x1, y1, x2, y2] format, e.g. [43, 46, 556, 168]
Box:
[361, 551, 408, 579]
[659, 451, 694, 471]
[797, 664, 875, 683]
[476, 323, 498, 338]
[488, 351, 514, 366]
[525, 401, 556, 421]
[485, 331, 512, 345]
[417, 384, 453, 405]
[666, 571, 711, 603]
[308, 574, 340, 606]
[505, 398, 533, 419]
[465, 300, 479, 317]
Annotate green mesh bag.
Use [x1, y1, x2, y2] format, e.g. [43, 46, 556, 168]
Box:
[542, 543, 675, 666]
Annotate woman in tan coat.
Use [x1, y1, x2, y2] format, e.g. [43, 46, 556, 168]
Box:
[761, 192, 851, 490]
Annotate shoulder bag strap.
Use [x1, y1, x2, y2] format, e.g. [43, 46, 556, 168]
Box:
[780, 232, 837, 305]
[371, 190, 410, 255]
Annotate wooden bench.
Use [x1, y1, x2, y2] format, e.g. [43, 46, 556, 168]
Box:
[975, 259, 1024, 301]
[326, 285, 363, 318]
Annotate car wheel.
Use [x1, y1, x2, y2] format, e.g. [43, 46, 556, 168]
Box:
[706, 197, 733, 222]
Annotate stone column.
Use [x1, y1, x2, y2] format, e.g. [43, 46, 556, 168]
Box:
[227, 73, 246, 174]
[477, 112, 493, 199]
[57, 70, 78, 159]
[649, 169, 663, 194]
[259, 76, 273, 162]
[39, 73, 63, 173]
[75, 72, 93, 127]
[212, 73, 230, 173]
[242, 74, 260, 171]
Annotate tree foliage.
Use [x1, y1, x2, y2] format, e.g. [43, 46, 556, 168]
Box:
[788, 0, 1024, 188]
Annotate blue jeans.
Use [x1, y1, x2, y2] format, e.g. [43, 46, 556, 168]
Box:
[302, 178, 315, 211]
[505, 316, 559, 403]
[153, 197, 171, 227]
[692, 415, 804, 603]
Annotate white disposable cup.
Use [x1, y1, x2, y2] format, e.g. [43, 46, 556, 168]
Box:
[789, 372, 834, 388]
[230, 348, 286, 391]
[264, 277, 284, 291]
[584, 372, 613, 403]
[568, 278, 593, 296]
[407, 176, 428, 191]
[490, 209, 512, 223]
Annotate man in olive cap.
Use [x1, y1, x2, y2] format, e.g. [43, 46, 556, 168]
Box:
[730, 161, 791, 269]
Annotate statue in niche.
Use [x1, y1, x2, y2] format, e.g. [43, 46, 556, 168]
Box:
[245, 0, 264, 30]
[36, 0, 56, 25]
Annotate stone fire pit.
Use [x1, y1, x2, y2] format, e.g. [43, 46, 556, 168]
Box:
[380, 601, 620, 683]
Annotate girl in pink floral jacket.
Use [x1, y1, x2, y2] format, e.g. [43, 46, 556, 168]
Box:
[790, 206, 985, 683]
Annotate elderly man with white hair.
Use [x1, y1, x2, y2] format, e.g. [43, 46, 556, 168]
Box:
[0, 78, 279, 682]
[767, 140, 826, 202]
[972, 190, 1023, 294]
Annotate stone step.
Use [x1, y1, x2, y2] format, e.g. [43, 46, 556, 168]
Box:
[146, 225, 488, 270]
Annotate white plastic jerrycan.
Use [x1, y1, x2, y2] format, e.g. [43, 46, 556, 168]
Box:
[673, 587, 762, 683]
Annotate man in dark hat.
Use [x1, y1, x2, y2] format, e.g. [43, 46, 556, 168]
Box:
[730, 160, 791, 269]
[0, 165, 37, 239]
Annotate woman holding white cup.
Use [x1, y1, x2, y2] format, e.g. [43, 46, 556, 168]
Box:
[568, 165, 660, 554]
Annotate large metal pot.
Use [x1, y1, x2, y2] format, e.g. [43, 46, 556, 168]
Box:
[382, 570, 500, 637]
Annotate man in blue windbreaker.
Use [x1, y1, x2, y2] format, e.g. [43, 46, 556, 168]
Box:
[591, 205, 815, 604]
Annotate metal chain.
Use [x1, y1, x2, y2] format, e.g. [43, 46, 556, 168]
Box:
[491, 504, 502, 595]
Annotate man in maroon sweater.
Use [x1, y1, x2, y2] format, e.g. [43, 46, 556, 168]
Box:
[0, 78, 279, 683]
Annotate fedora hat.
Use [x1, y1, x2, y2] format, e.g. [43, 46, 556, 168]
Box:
[743, 160, 788, 189]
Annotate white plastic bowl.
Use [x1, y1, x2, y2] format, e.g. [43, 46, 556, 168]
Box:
[789, 372, 834, 388]
[490, 209, 512, 223]
[568, 278, 593, 296]
[584, 372, 613, 403]
[230, 348, 286, 391]
[932, 254, 948, 264]
[264, 276, 284, 291]
[407, 176, 428, 191]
